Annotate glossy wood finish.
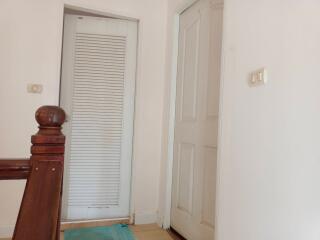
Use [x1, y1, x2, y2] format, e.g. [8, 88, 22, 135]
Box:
[0, 159, 31, 180]
[0, 106, 66, 240]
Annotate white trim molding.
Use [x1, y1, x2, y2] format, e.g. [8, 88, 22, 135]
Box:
[134, 212, 158, 225]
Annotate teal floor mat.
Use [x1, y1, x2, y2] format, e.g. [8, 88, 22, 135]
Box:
[64, 224, 135, 240]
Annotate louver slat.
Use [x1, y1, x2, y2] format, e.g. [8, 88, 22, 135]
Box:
[68, 32, 127, 208]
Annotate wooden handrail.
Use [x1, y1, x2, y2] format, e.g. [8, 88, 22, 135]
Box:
[0, 159, 31, 180]
[0, 106, 66, 240]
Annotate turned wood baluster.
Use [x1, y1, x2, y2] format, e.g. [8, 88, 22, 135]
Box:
[13, 106, 66, 240]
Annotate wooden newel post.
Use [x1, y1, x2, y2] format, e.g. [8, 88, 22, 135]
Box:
[13, 106, 66, 240]
[31, 106, 66, 161]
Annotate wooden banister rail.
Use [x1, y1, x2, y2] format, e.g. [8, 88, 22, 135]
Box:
[0, 106, 66, 240]
[0, 159, 31, 180]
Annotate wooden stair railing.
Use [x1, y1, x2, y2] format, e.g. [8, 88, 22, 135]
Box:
[0, 106, 66, 240]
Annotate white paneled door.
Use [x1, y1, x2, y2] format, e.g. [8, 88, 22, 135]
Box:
[60, 14, 137, 220]
[171, 0, 223, 239]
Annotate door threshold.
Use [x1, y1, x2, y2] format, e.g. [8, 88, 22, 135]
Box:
[61, 218, 130, 230]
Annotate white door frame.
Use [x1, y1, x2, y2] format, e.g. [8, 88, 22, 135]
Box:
[60, 3, 142, 224]
[163, 0, 225, 234]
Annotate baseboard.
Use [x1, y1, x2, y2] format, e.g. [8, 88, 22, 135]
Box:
[134, 212, 158, 225]
[0, 225, 14, 238]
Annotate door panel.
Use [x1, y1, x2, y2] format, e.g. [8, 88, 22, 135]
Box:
[60, 14, 137, 220]
[171, 0, 223, 239]
[177, 143, 195, 214]
[201, 146, 217, 228]
[180, 19, 200, 121]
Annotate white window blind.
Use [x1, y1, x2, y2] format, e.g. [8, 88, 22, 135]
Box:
[60, 15, 137, 220]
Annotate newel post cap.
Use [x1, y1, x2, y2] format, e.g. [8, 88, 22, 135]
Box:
[35, 106, 66, 128]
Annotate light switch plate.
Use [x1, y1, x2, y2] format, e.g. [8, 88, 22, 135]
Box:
[249, 68, 267, 87]
[27, 84, 43, 94]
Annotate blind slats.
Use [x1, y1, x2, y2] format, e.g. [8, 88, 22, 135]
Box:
[67, 32, 127, 208]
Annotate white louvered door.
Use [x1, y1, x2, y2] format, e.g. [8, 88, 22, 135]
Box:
[60, 14, 137, 220]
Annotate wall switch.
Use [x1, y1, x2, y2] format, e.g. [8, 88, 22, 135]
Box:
[27, 84, 43, 94]
[249, 68, 267, 87]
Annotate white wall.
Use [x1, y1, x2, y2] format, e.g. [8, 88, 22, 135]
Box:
[0, 0, 167, 236]
[217, 0, 320, 239]
[160, 0, 320, 239]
